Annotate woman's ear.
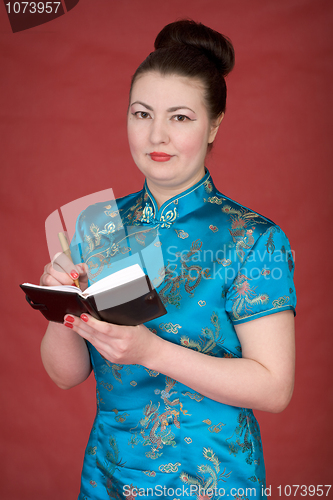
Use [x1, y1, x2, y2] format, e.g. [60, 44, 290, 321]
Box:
[208, 113, 224, 144]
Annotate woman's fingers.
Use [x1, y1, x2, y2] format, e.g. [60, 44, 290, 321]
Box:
[40, 254, 89, 288]
[64, 313, 114, 339]
[63, 313, 155, 367]
[52, 252, 80, 280]
[63, 314, 114, 358]
[63, 314, 138, 363]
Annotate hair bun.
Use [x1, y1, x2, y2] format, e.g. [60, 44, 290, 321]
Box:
[131, 19, 235, 125]
[154, 19, 235, 77]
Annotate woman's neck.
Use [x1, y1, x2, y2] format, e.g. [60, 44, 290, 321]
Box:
[146, 170, 206, 209]
[146, 183, 178, 209]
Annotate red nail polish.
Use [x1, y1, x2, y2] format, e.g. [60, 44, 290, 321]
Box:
[65, 315, 75, 323]
[81, 314, 89, 322]
[64, 322, 73, 329]
[70, 271, 79, 280]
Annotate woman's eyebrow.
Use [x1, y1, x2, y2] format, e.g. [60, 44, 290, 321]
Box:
[130, 101, 153, 110]
[167, 106, 196, 114]
[130, 101, 196, 114]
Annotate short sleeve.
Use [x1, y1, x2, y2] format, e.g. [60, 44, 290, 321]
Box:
[225, 226, 296, 324]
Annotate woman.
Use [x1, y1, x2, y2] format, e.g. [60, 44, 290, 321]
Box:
[40, 20, 296, 500]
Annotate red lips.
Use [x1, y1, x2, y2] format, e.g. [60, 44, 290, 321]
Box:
[149, 152, 172, 162]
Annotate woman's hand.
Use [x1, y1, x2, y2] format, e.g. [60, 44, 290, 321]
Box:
[40, 255, 91, 389]
[65, 309, 295, 412]
[63, 314, 159, 366]
[62, 310, 294, 413]
[40, 252, 89, 291]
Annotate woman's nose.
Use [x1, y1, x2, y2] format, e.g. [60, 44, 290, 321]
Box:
[149, 119, 169, 144]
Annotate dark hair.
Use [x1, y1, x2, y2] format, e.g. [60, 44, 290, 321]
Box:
[130, 20, 235, 123]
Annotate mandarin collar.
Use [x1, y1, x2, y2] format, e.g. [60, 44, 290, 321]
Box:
[140, 169, 217, 228]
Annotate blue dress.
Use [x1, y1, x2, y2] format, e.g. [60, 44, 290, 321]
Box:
[70, 169, 296, 500]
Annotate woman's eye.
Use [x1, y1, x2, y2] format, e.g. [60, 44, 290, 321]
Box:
[174, 115, 189, 122]
[134, 111, 150, 119]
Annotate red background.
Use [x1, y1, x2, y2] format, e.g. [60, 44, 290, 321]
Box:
[1, 0, 332, 498]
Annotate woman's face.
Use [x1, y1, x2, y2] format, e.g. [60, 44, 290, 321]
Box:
[127, 72, 221, 194]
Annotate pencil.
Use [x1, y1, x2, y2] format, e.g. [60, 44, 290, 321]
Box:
[58, 232, 80, 288]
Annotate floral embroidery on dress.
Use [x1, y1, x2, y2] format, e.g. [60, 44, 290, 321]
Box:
[218, 258, 232, 267]
[264, 226, 280, 254]
[114, 412, 129, 423]
[98, 435, 125, 499]
[144, 368, 160, 377]
[222, 205, 266, 262]
[140, 203, 155, 224]
[230, 275, 269, 320]
[272, 296, 290, 307]
[174, 228, 189, 239]
[99, 381, 113, 392]
[80, 211, 156, 283]
[130, 377, 187, 460]
[158, 462, 182, 473]
[119, 194, 145, 226]
[287, 251, 294, 273]
[226, 409, 262, 467]
[159, 240, 211, 306]
[183, 391, 204, 402]
[181, 312, 224, 356]
[203, 178, 213, 193]
[159, 322, 182, 334]
[160, 207, 178, 228]
[180, 447, 232, 490]
[235, 228, 255, 262]
[140, 203, 178, 228]
[142, 470, 156, 477]
[204, 195, 223, 204]
[207, 421, 226, 434]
